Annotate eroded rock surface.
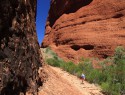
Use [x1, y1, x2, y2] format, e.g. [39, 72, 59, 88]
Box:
[42, 0, 125, 62]
[0, 0, 42, 95]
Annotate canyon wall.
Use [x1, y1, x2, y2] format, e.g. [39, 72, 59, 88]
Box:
[0, 0, 42, 95]
[42, 0, 125, 62]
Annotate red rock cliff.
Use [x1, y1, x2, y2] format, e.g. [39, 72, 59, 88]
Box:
[42, 0, 125, 62]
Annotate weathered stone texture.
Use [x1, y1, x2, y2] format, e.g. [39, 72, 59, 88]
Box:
[0, 0, 42, 95]
[42, 0, 125, 62]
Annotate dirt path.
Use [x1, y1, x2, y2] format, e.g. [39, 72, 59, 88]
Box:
[38, 65, 103, 95]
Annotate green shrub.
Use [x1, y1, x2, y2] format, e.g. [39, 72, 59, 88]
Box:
[101, 82, 110, 94]
[46, 58, 61, 67]
[45, 47, 51, 53]
[44, 46, 125, 95]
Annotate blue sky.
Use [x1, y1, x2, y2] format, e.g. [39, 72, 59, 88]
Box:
[36, 0, 50, 44]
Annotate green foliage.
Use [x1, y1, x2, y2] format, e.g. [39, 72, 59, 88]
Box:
[99, 46, 125, 95]
[44, 46, 125, 95]
[46, 58, 61, 67]
[45, 47, 51, 53]
[63, 62, 76, 74]
[45, 47, 58, 57]
[101, 82, 110, 94]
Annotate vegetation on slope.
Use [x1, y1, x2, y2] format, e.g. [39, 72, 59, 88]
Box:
[42, 46, 125, 95]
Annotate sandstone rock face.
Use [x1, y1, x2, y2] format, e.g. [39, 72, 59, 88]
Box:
[42, 0, 125, 62]
[0, 0, 42, 94]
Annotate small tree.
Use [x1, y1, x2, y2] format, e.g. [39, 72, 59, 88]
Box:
[112, 46, 125, 94]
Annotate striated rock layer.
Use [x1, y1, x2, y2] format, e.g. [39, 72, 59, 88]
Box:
[0, 0, 42, 95]
[42, 0, 125, 62]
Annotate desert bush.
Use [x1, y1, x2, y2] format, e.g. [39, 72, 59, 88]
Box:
[100, 46, 125, 95]
[44, 46, 125, 95]
[64, 62, 77, 74]
[45, 47, 51, 53]
[46, 58, 61, 67]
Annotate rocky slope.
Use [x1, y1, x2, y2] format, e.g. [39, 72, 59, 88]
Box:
[39, 65, 103, 95]
[42, 0, 125, 62]
[0, 0, 42, 95]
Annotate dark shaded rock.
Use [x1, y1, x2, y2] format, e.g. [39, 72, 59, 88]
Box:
[0, 0, 42, 95]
